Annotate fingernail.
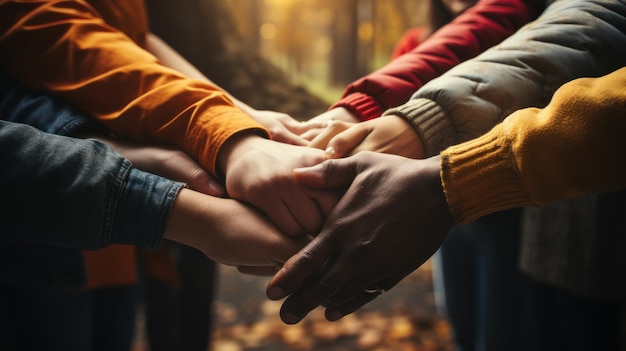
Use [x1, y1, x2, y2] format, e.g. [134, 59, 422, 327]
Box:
[324, 146, 336, 159]
[267, 286, 286, 300]
[326, 310, 344, 322]
[282, 312, 300, 325]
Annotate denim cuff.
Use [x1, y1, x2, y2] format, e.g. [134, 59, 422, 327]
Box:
[110, 167, 184, 250]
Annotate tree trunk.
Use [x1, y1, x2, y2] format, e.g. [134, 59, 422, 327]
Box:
[145, 0, 328, 120]
[328, 0, 360, 86]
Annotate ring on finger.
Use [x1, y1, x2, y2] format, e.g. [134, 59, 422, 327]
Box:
[363, 284, 385, 296]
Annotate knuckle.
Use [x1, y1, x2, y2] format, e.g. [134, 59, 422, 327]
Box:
[320, 159, 335, 176]
[331, 136, 347, 151]
[292, 250, 322, 274]
[188, 167, 209, 184]
[268, 126, 284, 137]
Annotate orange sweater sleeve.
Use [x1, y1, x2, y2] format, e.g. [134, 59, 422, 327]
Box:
[0, 0, 267, 176]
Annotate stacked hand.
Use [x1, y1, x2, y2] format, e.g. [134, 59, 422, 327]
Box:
[307, 114, 425, 160]
[165, 188, 310, 270]
[265, 152, 454, 323]
[99, 136, 312, 272]
[218, 133, 340, 237]
[298, 107, 360, 141]
[245, 109, 326, 146]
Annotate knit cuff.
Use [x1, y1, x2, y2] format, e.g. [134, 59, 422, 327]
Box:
[440, 126, 533, 223]
[383, 98, 454, 157]
[330, 92, 386, 121]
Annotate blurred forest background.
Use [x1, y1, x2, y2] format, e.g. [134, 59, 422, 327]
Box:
[140, 0, 453, 350]
[147, 0, 429, 118]
[226, 0, 428, 101]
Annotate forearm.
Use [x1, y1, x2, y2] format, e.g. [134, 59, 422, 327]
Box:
[163, 187, 310, 268]
[0, 120, 183, 250]
[163, 188, 225, 258]
[332, 0, 540, 121]
[441, 67, 626, 223]
[0, 0, 266, 175]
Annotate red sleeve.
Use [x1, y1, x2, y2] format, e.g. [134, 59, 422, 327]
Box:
[390, 27, 427, 60]
[331, 0, 544, 121]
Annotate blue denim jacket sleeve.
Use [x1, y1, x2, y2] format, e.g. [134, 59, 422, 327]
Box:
[0, 73, 184, 250]
[0, 120, 183, 250]
[0, 73, 105, 136]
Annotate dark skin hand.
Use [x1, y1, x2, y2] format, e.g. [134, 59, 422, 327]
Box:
[266, 152, 455, 324]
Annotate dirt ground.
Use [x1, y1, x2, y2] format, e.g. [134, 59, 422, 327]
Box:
[142, 259, 454, 351]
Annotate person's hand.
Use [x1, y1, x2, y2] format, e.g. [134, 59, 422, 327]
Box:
[245, 109, 326, 146]
[96, 136, 225, 196]
[265, 152, 454, 324]
[307, 120, 355, 153]
[164, 188, 310, 271]
[218, 133, 339, 237]
[310, 115, 426, 160]
[300, 107, 360, 141]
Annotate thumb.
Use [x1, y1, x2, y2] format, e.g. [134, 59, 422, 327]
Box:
[293, 158, 357, 190]
[324, 125, 369, 159]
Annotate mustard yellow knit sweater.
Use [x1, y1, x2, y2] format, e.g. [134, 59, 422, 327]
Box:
[441, 67, 626, 223]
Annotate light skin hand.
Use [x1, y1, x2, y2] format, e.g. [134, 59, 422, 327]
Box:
[320, 115, 426, 160]
[164, 188, 309, 270]
[218, 132, 340, 237]
[94, 136, 225, 196]
[239, 107, 326, 146]
[265, 152, 454, 324]
[300, 107, 360, 142]
[307, 120, 355, 153]
[100, 135, 294, 274]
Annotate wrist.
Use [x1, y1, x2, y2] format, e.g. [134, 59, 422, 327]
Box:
[216, 131, 265, 177]
[419, 155, 455, 228]
[330, 107, 360, 123]
[232, 99, 255, 115]
[164, 188, 213, 253]
[388, 115, 426, 159]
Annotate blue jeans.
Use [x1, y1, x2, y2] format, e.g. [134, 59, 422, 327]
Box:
[434, 209, 526, 351]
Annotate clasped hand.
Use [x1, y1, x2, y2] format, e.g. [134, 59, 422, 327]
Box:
[265, 152, 454, 324]
[306, 114, 426, 160]
[218, 133, 340, 237]
[100, 136, 331, 273]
